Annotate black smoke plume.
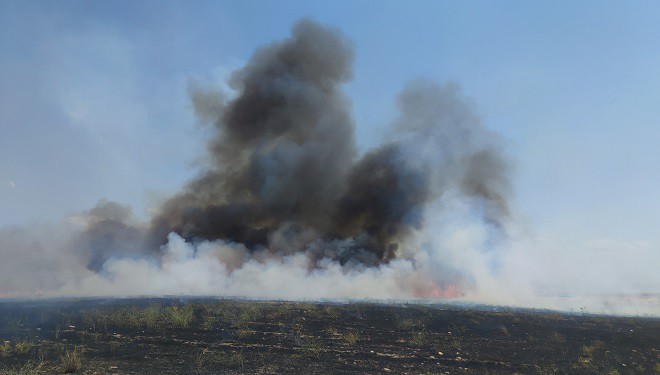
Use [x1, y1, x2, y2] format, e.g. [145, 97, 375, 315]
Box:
[84, 18, 510, 271]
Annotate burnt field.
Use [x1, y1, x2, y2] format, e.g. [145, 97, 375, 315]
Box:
[0, 298, 658, 374]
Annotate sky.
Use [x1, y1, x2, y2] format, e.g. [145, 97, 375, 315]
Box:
[1, 1, 659, 298]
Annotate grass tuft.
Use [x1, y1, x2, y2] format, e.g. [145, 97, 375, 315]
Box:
[0, 339, 34, 356]
[12, 339, 33, 355]
[195, 349, 245, 371]
[60, 346, 84, 373]
[409, 331, 428, 347]
[342, 330, 359, 346]
[0, 340, 12, 357]
[166, 305, 194, 329]
[214, 350, 245, 367]
[1, 359, 43, 375]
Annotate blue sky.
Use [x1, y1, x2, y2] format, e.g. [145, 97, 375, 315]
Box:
[2, 0, 660, 264]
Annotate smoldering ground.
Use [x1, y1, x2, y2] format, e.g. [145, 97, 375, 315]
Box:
[1, 19, 655, 315]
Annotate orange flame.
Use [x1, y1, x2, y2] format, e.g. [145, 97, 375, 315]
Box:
[416, 282, 461, 299]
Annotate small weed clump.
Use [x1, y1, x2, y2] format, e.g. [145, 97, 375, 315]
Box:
[534, 363, 559, 375]
[235, 327, 251, 338]
[409, 331, 428, 347]
[549, 331, 566, 343]
[12, 339, 33, 355]
[199, 314, 216, 330]
[396, 317, 416, 330]
[82, 303, 200, 331]
[323, 305, 340, 318]
[297, 302, 318, 312]
[0, 339, 34, 356]
[214, 350, 245, 367]
[60, 346, 84, 373]
[84, 305, 159, 330]
[574, 340, 605, 370]
[581, 340, 604, 357]
[449, 338, 463, 352]
[301, 338, 324, 358]
[342, 330, 359, 346]
[165, 305, 194, 328]
[194, 348, 246, 372]
[324, 326, 339, 336]
[1, 359, 43, 375]
[237, 305, 263, 324]
[0, 340, 12, 356]
[449, 323, 468, 334]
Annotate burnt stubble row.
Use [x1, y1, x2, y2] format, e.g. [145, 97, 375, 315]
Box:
[0, 298, 658, 374]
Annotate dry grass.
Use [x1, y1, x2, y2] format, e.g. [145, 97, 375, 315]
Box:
[323, 305, 340, 318]
[300, 338, 324, 358]
[0, 339, 34, 357]
[12, 340, 33, 355]
[60, 346, 84, 373]
[214, 350, 245, 367]
[574, 340, 605, 370]
[235, 327, 251, 338]
[1, 359, 43, 375]
[396, 317, 416, 330]
[194, 348, 246, 372]
[409, 331, 429, 347]
[165, 305, 194, 329]
[0, 340, 12, 357]
[342, 330, 359, 346]
[82, 303, 198, 330]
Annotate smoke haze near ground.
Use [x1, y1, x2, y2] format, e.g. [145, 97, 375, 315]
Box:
[1, 19, 658, 316]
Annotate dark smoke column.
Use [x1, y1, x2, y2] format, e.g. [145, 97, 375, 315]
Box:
[147, 19, 510, 267]
[151, 19, 358, 250]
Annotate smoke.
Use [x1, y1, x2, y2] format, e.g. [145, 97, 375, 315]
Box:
[149, 19, 509, 268]
[0, 18, 513, 297]
[95, 18, 510, 299]
[1, 19, 656, 315]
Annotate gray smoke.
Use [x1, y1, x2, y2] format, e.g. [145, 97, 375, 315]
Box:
[7, 18, 508, 290]
[4, 19, 658, 316]
[76, 200, 149, 271]
[141, 19, 510, 268]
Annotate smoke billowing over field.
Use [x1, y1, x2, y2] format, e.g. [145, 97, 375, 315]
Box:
[1, 19, 657, 316]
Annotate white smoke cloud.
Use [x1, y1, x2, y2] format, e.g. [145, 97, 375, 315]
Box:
[1, 195, 657, 316]
[41, 193, 477, 299]
[2, 193, 636, 316]
[1, 18, 657, 318]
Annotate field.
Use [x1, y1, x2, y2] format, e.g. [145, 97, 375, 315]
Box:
[0, 298, 658, 374]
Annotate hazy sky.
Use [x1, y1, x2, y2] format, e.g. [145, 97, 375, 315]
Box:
[1, 1, 659, 293]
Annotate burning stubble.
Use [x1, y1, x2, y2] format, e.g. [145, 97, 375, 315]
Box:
[147, 19, 510, 267]
[1, 19, 513, 303]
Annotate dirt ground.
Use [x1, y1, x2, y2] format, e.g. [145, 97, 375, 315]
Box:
[0, 298, 658, 374]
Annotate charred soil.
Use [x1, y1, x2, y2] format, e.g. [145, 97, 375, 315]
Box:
[0, 298, 658, 374]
